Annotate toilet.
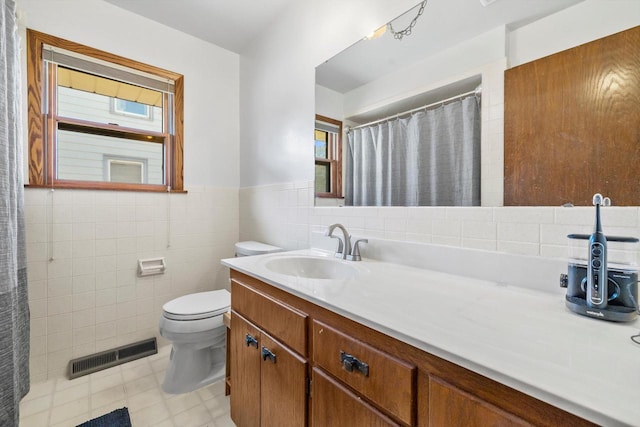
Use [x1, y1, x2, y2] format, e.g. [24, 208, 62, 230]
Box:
[159, 290, 230, 394]
[159, 241, 281, 394]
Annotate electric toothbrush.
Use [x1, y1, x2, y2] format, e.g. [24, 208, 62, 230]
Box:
[587, 193, 608, 309]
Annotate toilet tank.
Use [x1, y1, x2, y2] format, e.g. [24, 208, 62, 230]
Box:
[235, 241, 282, 257]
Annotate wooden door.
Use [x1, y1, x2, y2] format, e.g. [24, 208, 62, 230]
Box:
[230, 312, 262, 427]
[260, 332, 308, 427]
[311, 367, 400, 427]
[504, 26, 640, 206]
[428, 376, 531, 427]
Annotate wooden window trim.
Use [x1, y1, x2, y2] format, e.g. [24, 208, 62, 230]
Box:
[26, 29, 185, 192]
[315, 114, 343, 199]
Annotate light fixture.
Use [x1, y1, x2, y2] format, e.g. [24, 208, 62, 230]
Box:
[366, 25, 387, 40]
[388, 1, 427, 40]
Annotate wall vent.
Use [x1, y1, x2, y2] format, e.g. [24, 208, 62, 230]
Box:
[68, 337, 158, 379]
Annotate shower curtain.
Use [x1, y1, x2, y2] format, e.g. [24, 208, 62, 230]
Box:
[345, 95, 480, 206]
[0, 0, 31, 424]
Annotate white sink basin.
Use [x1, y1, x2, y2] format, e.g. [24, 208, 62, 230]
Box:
[264, 256, 361, 280]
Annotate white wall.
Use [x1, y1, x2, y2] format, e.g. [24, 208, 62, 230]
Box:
[508, 0, 640, 67]
[238, 1, 640, 250]
[18, 0, 241, 382]
[315, 85, 343, 121]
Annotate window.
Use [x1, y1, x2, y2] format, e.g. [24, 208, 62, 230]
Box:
[315, 115, 343, 198]
[112, 99, 153, 119]
[26, 29, 184, 192]
[105, 157, 147, 184]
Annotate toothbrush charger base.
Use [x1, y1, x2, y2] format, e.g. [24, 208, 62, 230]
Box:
[565, 296, 637, 322]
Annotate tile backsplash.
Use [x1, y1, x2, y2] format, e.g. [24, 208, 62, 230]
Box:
[240, 181, 640, 262]
[25, 186, 239, 382]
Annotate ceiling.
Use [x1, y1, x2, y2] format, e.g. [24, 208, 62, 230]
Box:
[103, 0, 295, 53]
[316, 0, 586, 94]
[103, 0, 585, 61]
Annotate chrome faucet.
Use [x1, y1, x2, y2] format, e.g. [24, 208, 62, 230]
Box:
[326, 223, 351, 260]
[325, 223, 368, 261]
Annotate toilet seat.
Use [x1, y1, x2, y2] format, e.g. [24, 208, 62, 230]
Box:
[162, 290, 230, 321]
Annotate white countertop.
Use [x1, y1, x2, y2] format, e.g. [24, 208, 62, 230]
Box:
[222, 248, 640, 426]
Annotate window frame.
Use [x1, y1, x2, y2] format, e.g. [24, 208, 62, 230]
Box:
[314, 114, 343, 199]
[26, 29, 185, 192]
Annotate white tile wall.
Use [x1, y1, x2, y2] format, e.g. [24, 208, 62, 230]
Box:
[24, 187, 239, 383]
[25, 182, 640, 385]
[240, 181, 640, 265]
[479, 59, 506, 207]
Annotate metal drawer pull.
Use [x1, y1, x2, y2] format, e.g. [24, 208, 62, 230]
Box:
[340, 351, 369, 377]
[262, 346, 277, 363]
[245, 334, 258, 348]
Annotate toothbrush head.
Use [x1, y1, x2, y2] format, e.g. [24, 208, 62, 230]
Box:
[603, 197, 611, 207]
[593, 193, 603, 206]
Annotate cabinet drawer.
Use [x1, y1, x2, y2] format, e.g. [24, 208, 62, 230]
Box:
[231, 279, 307, 356]
[312, 320, 415, 425]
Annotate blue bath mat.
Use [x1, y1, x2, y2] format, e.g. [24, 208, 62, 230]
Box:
[76, 407, 132, 427]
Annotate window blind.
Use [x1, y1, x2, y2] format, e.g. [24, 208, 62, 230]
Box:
[43, 44, 174, 93]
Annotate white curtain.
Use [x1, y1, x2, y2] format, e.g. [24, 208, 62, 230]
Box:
[0, 0, 31, 424]
[345, 95, 480, 206]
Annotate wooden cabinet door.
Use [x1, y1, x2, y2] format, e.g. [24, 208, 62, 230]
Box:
[311, 367, 400, 427]
[230, 312, 262, 427]
[428, 376, 531, 427]
[260, 332, 308, 427]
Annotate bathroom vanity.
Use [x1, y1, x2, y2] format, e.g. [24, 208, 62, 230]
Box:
[222, 247, 639, 427]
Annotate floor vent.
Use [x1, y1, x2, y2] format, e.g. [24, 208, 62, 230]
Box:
[68, 337, 158, 379]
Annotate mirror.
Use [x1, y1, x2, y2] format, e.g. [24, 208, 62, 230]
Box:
[314, 0, 587, 207]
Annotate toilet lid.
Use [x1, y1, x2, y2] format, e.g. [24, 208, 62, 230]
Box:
[163, 290, 230, 321]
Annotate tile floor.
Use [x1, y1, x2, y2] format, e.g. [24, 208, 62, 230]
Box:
[19, 345, 234, 427]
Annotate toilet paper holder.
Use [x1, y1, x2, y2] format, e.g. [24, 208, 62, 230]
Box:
[138, 257, 166, 277]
